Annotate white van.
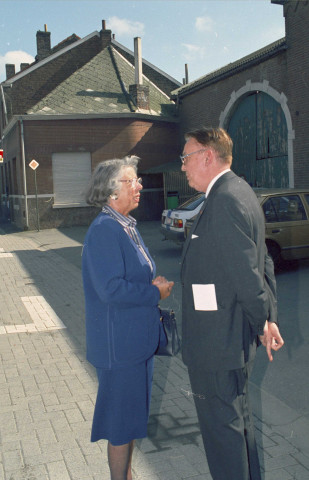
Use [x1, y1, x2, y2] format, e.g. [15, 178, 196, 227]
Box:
[160, 192, 205, 243]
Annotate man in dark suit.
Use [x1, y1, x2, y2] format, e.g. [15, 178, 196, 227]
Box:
[181, 127, 284, 480]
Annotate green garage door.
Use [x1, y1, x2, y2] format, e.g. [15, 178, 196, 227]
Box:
[228, 92, 288, 188]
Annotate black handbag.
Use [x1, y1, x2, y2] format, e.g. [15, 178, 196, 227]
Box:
[155, 309, 181, 356]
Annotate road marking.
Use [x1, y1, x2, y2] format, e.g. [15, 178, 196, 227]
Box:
[0, 247, 13, 258]
[0, 296, 66, 335]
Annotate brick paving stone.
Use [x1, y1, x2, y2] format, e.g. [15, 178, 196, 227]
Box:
[5, 464, 49, 480]
[264, 453, 299, 471]
[292, 451, 309, 470]
[263, 468, 293, 480]
[156, 471, 181, 480]
[169, 454, 200, 477]
[285, 463, 309, 479]
[266, 436, 299, 457]
[46, 460, 71, 480]
[84, 453, 110, 476]
[2, 449, 24, 472]
[21, 434, 41, 459]
[1, 225, 309, 480]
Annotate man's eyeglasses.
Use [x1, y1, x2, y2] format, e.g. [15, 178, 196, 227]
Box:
[119, 177, 142, 187]
[180, 149, 207, 165]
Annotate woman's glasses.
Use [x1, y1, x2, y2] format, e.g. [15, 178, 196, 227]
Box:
[119, 177, 143, 188]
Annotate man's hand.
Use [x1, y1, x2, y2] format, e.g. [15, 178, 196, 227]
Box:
[259, 321, 284, 361]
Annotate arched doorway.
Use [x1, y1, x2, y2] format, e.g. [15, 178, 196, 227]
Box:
[227, 91, 289, 188]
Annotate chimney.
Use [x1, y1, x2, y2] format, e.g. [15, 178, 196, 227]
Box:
[6, 64, 15, 79]
[101, 19, 112, 49]
[129, 37, 149, 110]
[20, 63, 30, 71]
[134, 37, 143, 85]
[36, 24, 51, 61]
[185, 64, 189, 84]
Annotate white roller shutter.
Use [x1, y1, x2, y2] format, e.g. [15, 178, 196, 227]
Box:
[52, 152, 91, 206]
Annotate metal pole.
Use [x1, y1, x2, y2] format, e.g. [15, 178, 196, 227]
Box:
[34, 169, 40, 231]
[20, 119, 29, 229]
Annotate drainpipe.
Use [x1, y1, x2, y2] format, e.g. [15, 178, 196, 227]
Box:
[0, 84, 8, 126]
[20, 118, 29, 229]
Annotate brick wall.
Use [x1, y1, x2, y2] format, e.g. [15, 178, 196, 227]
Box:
[176, 1, 309, 188]
[284, 0, 309, 187]
[178, 52, 287, 146]
[22, 117, 179, 192]
[2, 117, 179, 229]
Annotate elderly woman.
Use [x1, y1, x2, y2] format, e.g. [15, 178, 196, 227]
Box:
[82, 156, 173, 480]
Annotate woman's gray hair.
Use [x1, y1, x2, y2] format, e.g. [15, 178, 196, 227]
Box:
[84, 156, 139, 207]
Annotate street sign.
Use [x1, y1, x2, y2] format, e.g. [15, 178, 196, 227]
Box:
[29, 159, 39, 170]
[0, 149, 3, 163]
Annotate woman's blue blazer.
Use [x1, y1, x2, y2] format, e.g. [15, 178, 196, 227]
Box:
[82, 212, 161, 369]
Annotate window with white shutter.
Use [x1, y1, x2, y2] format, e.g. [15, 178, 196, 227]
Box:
[52, 152, 91, 207]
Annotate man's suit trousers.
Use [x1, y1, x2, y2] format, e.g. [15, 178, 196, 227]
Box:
[188, 362, 261, 480]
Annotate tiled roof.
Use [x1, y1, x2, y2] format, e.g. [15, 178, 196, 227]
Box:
[171, 38, 287, 98]
[27, 46, 176, 117]
[51, 34, 81, 54]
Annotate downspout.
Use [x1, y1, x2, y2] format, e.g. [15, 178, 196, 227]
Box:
[1, 85, 8, 217]
[163, 172, 167, 209]
[20, 118, 29, 229]
[0, 84, 8, 126]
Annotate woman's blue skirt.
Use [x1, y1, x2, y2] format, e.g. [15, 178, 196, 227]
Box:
[91, 357, 154, 445]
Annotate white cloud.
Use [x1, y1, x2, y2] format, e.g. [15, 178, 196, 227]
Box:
[182, 43, 206, 62]
[0, 51, 34, 81]
[195, 16, 215, 33]
[107, 16, 145, 38]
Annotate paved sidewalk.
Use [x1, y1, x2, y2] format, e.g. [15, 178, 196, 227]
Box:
[0, 222, 309, 480]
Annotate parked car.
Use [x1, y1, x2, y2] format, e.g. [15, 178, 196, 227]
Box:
[160, 192, 205, 243]
[184, 188, 309, 268]
[184, 215, 196, 240]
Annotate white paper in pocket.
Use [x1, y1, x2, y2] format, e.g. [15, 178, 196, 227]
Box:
[192, 284, 218, 311]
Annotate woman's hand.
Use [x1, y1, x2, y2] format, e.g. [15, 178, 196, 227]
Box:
[153, 276, 174, 300]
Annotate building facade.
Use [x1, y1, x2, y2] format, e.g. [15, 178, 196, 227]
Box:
[0, 23, 181, 229]
[172, 0, 309, 189]
[1, 0, 308, 230]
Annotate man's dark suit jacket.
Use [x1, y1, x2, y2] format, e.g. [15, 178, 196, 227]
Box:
[181, 171, 277, 371]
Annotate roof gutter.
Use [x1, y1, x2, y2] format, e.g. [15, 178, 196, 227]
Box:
[172, 39, 287, 99]
[3, 113, 178, 138]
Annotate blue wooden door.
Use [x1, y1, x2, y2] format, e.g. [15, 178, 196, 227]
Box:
[228, 92, 288, 187]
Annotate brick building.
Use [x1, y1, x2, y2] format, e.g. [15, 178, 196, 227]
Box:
[0, 22, 181, 229]
[1, 0, 308, 230]
[172, 0, 309, 189]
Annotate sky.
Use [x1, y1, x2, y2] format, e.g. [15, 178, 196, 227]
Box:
[0, 0, 286, 84]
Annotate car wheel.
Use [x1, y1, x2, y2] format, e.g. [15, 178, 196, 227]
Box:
[267, 242, 282, 269]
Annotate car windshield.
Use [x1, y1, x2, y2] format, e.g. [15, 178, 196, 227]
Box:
[176, 193, 205, 211]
